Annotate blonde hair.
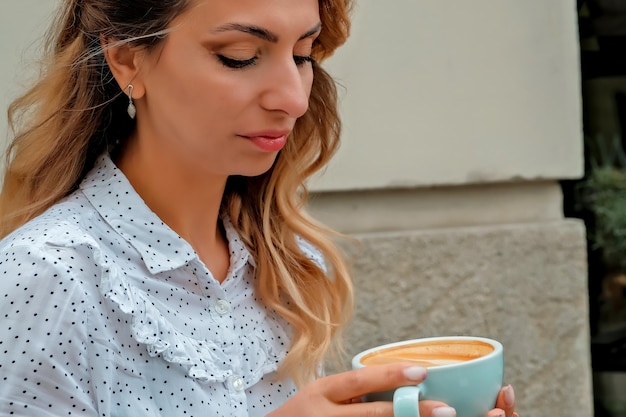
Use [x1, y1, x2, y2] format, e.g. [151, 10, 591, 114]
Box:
[2, 0, 354, 386]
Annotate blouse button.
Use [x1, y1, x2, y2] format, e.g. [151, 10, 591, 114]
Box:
[215, 299, 231, 315]
[232, 376, 245, 391]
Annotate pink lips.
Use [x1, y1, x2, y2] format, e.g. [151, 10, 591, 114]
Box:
[239, 130, 290, 152]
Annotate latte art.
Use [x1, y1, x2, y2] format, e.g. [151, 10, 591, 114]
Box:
[360, 340, 494, 367]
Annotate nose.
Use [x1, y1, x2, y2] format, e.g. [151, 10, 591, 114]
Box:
[260, 57, 311, 118]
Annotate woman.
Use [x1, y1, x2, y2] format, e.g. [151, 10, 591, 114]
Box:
[0, 1, 517, 416]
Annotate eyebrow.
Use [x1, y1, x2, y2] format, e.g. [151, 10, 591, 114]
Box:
[211, 22, 322, 43]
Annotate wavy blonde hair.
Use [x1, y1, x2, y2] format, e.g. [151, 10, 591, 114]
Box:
[2, 0, 354, 386]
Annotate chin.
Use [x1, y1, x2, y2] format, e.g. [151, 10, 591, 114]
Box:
[237, 159, 277, 178]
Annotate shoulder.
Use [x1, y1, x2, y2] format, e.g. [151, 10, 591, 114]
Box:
[0, 192, 108, 280]
[2, 192, 99, 248]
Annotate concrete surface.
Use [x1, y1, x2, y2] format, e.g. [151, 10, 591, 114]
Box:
[339, 219, 592, 417]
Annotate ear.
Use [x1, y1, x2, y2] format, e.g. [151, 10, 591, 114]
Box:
[101, 35, 147, 99]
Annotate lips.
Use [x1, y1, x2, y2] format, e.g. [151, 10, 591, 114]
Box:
[238, 130, 291, 152]
[240, 130, 291, 140]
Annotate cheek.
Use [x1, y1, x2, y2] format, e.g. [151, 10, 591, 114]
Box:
[207, 78, 256, 107]
[151, 67, 248, 129]
[177, 56, 259, 111]
[147, 47, 220, 108]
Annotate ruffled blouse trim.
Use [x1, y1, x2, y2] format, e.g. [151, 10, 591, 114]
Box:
[93, 243, 289, 385]
[76, 154, 293, 385]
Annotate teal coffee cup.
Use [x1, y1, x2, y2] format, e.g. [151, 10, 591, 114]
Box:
[352, 336, 504, 417]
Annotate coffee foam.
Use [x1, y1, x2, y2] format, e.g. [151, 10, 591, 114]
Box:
[360, 340, 494, 367]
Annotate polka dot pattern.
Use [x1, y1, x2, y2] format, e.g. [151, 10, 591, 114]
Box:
[0, 154, 316, 416]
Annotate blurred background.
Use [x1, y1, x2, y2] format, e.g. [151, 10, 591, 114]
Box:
[1, 1, 623, 416]
[569, 1, 626, 416]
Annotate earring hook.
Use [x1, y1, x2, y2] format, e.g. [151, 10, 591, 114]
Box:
[126, 84, 136, 119]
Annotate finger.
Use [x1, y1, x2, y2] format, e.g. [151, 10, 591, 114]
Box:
[321, 363, 428, 403]
[343, 401, 394, 416]
[494, 385, 515, 417]
[420, 400, 457, 417]
[485, 408, 505, 417]
[346, 400, 457, 417]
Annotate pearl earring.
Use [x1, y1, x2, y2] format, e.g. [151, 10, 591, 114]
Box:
[126, 84, 136, 119]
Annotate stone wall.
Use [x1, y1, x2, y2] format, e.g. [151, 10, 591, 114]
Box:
[337, 219, 591, 417]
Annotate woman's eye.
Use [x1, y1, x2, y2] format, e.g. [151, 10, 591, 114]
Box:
[294, 55, 314, 66]
[217, 54, 257, 70]
[216, 54, 314, 69]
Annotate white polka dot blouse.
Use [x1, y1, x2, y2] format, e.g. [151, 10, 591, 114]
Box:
[0, 154, 325, 416]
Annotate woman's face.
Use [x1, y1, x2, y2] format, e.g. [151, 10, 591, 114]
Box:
[132, 0, 320, 178]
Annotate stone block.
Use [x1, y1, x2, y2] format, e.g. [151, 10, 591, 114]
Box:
[339, 219, 592, 417]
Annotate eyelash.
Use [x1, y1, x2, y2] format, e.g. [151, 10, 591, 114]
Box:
[216, 54, 314, 70]
[294, 55, 314, 66]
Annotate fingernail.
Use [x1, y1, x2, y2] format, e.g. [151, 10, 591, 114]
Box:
[491, 409, 505, 417]
[503, 384, 515, 407]
[432, 406, 456, 417]
[403, 366, 427, 381]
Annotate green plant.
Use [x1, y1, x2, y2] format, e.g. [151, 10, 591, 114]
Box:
[580, 167, 626, 270]
[579, 134, 626, 270]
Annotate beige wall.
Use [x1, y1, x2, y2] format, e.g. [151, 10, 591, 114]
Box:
[315, 0, 583, 191]
[0, 1, 55, 143]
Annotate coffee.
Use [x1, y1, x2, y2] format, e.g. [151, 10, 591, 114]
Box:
[360, 339, 494, 367]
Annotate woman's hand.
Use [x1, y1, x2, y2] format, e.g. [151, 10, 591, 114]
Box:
[268, 363, 518, 417]
[420, 383, 519, 417]
[407, 383, 518, 417]
[269, 363, 478, 417]
[268, 362, 447, 417]
[484, 384, 518, 417]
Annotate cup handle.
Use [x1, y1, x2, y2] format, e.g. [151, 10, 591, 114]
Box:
[393, 386, 421, 417]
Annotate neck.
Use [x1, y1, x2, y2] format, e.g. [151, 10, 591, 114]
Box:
[114, 138, 228, 255]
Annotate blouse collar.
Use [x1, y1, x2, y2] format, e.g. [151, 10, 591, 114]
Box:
[80, 154, 252, 274]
